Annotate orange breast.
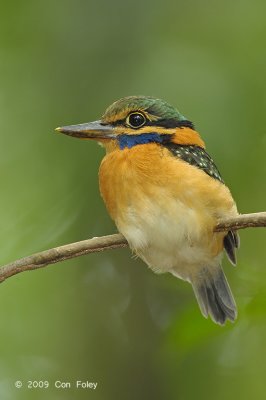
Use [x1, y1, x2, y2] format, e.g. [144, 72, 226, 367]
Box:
[99, 143, 239, 260]
[99, 143, 236, 222]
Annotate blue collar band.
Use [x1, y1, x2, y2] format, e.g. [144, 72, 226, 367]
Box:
[118, 133, 169, 149]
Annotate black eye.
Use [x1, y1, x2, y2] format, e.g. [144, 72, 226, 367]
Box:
[127, 112, 146, 128]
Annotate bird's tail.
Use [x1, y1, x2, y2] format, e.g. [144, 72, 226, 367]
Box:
[191, 265, 237, 325]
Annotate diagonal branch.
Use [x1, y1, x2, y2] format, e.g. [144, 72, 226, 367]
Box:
[214, 212, 266, 231]
[0, 212, 265, 284]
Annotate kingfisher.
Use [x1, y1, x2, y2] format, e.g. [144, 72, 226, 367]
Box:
[57, 96, 239, 325]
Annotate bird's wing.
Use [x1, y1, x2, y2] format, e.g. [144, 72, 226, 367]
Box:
[223, 230, 240, 265]
[164, 143, 224, 183]
[164, 142, 239, 265]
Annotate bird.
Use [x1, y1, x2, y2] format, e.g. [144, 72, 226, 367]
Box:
[57, 96, 240, 325]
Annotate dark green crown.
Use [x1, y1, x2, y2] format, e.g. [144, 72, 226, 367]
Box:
[102, 96, 188, 125]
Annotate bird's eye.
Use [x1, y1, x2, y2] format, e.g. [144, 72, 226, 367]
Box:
[126, 112, 146, 128]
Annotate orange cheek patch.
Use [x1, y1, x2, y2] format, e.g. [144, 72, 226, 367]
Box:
[170, 128, 205, 148]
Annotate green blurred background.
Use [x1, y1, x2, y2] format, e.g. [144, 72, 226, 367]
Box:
[0, 0, 265, 399]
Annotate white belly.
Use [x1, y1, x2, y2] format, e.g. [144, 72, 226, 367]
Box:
[116, 195, 220, 281]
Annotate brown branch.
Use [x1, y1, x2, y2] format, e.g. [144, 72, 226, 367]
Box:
[0, 234, 127, 283]
[0, 212, 265, 284]
[214, 212, 266, 231]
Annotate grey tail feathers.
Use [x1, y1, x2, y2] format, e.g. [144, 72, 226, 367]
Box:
[191, 265, 237, 325]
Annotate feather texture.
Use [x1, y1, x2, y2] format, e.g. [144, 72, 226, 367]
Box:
[99, 143, 238, 324]
[191, 265, 237, 324]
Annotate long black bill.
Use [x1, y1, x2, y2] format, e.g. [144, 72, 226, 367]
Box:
[56, 120, 115, 139]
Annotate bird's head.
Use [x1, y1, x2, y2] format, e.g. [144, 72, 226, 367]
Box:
[56, 96, 205, 151]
